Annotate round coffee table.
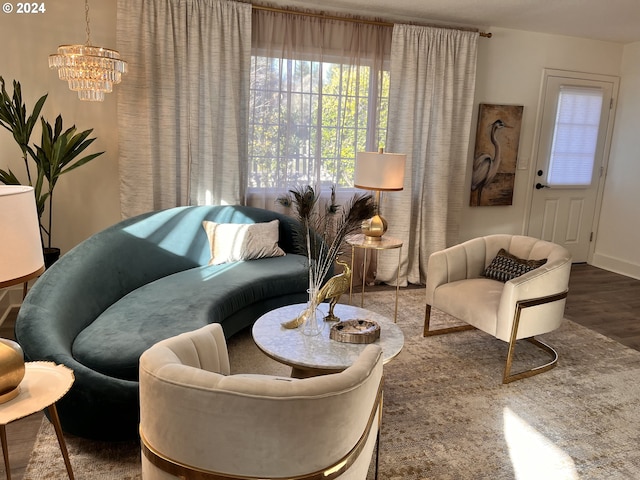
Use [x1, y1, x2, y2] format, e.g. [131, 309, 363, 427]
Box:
[252, 303, 404, 378]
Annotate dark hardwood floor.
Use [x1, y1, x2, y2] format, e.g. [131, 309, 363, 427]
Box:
[0, 263, 638, 479]
[565, 263, 640, 350]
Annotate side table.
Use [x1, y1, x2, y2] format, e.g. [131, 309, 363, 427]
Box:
[0, 362, 75, 480]
[347, 233, 402, 322]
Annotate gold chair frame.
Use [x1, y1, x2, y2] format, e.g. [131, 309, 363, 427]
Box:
[424, 291, 568, 384]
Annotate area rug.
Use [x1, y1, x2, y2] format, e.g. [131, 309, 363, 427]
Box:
[25, 289, 640, 479]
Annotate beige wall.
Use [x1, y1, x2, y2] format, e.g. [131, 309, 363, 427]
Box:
[592, 41, 640, 279]
[0, 1, 121, 255]
[460, 27, 640, 279]
[1, 4, 638, 278]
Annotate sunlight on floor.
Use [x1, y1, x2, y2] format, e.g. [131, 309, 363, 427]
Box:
[503, 407, 579, 480]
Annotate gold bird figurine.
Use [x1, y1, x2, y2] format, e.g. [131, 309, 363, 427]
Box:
[280, 260, 352, 328]
[317, 260, 351, 322]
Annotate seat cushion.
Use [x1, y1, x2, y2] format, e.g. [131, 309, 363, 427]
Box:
[433, 278, 504, 336]
[72, 254, 308, 381]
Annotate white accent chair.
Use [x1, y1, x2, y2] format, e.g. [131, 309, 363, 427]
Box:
[424, 234, 572, 383]
[139, 323, 384, 479]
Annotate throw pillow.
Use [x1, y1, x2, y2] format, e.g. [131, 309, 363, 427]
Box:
[483, 248, 547, 282]
[202, 220, 285, 265]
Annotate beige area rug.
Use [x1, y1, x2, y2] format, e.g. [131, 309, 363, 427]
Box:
[25, 289, 640, 479]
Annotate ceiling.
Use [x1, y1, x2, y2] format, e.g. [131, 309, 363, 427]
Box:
[263, 0, 640, 44]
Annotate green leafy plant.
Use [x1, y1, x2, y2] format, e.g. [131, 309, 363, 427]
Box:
[0, 76, 104, 249]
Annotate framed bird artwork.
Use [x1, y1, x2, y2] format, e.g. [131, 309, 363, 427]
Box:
[470, 103, 523, 206]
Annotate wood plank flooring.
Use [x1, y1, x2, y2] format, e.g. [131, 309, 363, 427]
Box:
[0, 263, 638, 479]
[565, 263, 640, 350]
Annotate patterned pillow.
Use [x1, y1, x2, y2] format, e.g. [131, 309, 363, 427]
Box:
[483, 248, 547, 282]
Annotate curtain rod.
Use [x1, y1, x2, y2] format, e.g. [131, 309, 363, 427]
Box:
[251, 4, 492, 38]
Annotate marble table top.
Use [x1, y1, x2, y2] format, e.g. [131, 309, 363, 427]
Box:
[252, 303, 404, 373]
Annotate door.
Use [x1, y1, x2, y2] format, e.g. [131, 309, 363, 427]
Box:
[528, 70, 619, 262]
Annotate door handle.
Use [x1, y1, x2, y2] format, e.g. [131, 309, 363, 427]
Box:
[535, 183, 550, 190]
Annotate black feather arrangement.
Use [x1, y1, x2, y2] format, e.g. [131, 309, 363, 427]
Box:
[276, 185, 375, 296]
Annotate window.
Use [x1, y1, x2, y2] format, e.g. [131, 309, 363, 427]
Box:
[248, 10, 392, 195]
[248, 58, 389, 191]
[547, 86, 604, 186]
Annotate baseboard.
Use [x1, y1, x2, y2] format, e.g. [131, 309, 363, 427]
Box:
[0, 287, 23, 326]
[591, 253, 640, 281]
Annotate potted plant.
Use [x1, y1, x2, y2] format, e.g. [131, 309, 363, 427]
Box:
[0, 77, 104, 266]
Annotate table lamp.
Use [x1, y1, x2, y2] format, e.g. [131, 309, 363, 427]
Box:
[0, 185, 45, 403]
[354, 148, 406, 242]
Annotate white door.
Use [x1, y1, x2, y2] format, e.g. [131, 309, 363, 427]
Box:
[528, 70, 619, 262]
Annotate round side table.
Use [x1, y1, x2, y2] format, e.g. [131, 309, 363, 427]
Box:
[0, 362, 75, 480]
[347, 233, 403, 322]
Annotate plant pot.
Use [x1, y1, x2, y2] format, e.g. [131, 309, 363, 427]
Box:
[44, 247, 61, 269]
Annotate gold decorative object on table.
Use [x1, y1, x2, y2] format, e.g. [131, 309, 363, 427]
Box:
[330, 319, 381, 344]
[316, 260, 351, 322]
[0, 340, 25, 404]
[277, 185, 376, 333]
[280, 259, 352, 328]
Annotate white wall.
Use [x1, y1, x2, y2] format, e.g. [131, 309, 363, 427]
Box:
[459, 27, 640, 278]
[591, 42, 640, 279]
[0, 1, 121, 255]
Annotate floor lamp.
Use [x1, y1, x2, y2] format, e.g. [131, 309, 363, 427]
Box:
[354, 148, 406, 243]
[0, 185, 45, 403]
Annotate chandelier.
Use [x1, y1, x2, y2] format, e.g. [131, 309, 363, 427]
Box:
[48, 0, 127, 101]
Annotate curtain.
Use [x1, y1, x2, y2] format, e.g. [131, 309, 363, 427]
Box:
[246, 8, 392, 210]
[377, 25, 478, 286]
[117, 0, 251, 218]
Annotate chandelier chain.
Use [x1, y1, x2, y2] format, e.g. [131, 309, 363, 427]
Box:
[84, 0, 91, 45]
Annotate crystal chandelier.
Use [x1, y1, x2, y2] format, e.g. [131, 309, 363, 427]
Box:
[48, 0, 127, 101]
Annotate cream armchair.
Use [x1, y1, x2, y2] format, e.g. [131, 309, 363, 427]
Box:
[139, 323, 384, 480]
[425, 234, 572, 383]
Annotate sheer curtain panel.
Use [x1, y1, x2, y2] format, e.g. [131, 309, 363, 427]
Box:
[247, 9, 391, 209]
[117, 0, 251, 218]
[378, 25, 478, 286]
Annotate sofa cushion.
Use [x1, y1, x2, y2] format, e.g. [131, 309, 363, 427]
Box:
[483, 248, 547, 282]
[202, 220, 285, 265]
[72, 254, 308, 381]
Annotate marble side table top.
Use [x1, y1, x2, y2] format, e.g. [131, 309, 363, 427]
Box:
[252, 303, 404, 374]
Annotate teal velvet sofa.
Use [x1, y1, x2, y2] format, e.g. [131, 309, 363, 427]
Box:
[15, 205, 312, 441]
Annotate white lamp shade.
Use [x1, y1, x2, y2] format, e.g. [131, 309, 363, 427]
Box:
[354, 151, 406, 191]
[0, 186, 45, 287]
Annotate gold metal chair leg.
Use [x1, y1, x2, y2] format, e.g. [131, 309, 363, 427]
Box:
[423, 304, 475, 337]
[48, 405, 75, 480]
[503, 337, 558, 384]
[502, 291, 567, 384]
[1, 425, 11, 480]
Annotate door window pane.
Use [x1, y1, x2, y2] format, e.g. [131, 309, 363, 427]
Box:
[548, 86, 603, 186]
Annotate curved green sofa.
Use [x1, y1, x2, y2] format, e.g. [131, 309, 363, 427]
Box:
[15, 205, 313, 440]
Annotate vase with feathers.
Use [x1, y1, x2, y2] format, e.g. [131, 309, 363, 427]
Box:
[277, 185, 375, 335]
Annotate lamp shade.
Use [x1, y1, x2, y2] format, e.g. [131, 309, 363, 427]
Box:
[354, 151, 406, 191]
[0, 185, 45, 288]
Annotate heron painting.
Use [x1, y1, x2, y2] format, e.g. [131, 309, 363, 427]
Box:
[470, 104, 523, 206]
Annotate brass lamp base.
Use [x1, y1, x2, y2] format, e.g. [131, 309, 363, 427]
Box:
[361, 214, 387, 243]
[0, 339, 25, 404]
